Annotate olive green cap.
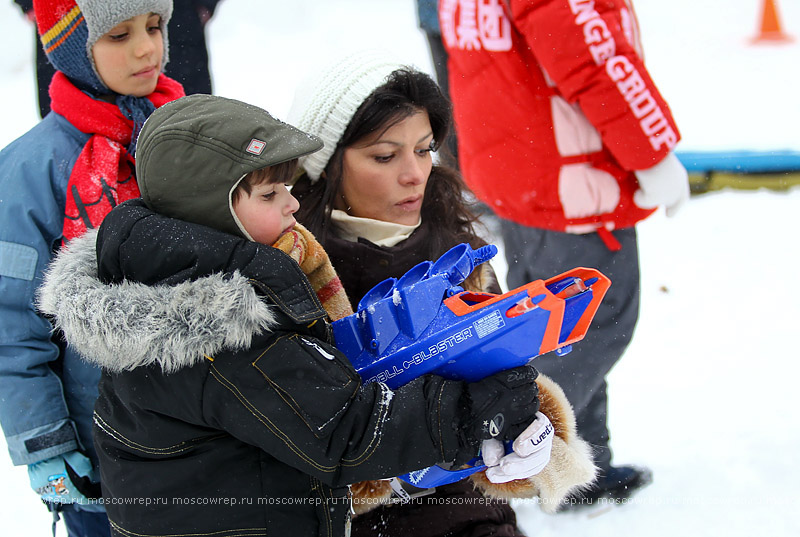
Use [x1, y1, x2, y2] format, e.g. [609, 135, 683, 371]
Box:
[135, 94, 323, 237]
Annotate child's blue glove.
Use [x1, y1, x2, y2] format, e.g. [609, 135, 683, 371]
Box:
[27, 451, 101, 505]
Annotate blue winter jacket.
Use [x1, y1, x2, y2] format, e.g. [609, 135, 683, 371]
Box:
[0, 112, 102, 477]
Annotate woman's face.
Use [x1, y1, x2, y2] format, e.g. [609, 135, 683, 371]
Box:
[338, 110, 434, 226]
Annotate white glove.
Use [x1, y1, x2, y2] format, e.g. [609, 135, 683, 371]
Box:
[633, 152, 690, 217]
[483, 412, 554, 483]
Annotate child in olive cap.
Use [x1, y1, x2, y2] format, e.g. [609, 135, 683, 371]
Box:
[38, 95, 542, 537]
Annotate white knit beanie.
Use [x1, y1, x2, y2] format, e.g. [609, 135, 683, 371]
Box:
[287, 50, 406, 182]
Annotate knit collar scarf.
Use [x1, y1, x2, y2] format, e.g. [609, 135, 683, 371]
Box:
[49, 71, 185, 241]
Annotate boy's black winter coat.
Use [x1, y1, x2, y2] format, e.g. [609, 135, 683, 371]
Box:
[38, 200, 468, 537]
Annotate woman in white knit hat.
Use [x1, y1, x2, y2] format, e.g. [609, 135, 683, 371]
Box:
[288, 50, 597, 537]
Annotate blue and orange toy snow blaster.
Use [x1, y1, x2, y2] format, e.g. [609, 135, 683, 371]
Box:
[331, 243, 610, 488]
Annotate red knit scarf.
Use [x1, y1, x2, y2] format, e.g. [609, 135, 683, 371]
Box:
[49, 72, 185, 241]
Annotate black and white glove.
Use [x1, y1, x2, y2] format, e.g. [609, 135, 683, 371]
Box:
[482, 411, 555, 483]
[455, 365, 540, 464]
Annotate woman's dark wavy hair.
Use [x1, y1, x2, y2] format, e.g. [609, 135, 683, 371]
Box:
[293, 68, 485, 259]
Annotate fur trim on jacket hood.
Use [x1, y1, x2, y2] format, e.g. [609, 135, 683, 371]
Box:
[37, 229, 278, 374]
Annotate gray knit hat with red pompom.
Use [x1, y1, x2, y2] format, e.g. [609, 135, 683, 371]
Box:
[287, 50, 406, 183]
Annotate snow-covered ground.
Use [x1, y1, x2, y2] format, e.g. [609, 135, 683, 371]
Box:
[1, 1, 799, 535]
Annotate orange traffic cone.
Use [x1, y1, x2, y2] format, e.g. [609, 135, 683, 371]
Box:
[751, 0, 793, 43]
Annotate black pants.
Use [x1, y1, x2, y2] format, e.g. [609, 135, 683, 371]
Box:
[52, 504, 111, 537]
[501, 221, 641, 471]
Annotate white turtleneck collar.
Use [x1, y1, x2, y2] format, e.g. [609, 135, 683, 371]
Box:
[331, 209, 421, 247]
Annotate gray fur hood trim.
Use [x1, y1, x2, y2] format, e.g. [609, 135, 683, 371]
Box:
[37, 229, 278, 374]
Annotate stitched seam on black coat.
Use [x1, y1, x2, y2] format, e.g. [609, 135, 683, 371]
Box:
[93, 413, 226, 456]
[247, 277, 324, 324]
[436, 382, 448, 461]
[209, 364, 338, 473]
[108, 517, 268, 536]
[310, 476, 333, 537]
[338, 382, 391, 466]
[251, 334, 358, 436]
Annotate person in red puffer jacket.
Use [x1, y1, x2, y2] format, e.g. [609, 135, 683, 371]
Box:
[440, 0, 689, 507]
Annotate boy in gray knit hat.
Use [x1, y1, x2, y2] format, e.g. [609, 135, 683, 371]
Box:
[34, 0, 172, 93]
[0, 2, 184, 536]
[37, 94, 542, 537]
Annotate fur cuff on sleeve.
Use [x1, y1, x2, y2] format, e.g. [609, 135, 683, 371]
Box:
[469, 373, 598, 513]
[350, 479, 393, 516]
